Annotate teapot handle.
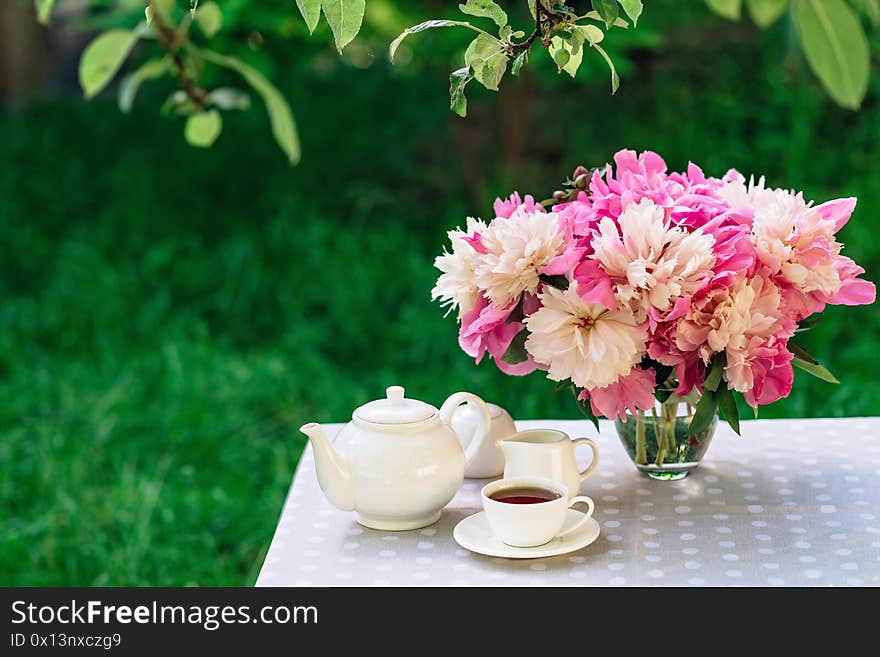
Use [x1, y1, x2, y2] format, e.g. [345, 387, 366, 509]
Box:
[439, 392, 492, 471]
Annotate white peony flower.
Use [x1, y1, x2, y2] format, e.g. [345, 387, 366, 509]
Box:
[432, 217, 488, 316]
[524, 282, 647, 389]
[474, 208, 566, 308]
[590, 198, 716, 321]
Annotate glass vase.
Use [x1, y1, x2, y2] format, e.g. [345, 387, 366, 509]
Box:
[614, 390, 717, 480]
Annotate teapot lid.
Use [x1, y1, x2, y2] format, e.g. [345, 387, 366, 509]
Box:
[354, 386, 436, 425]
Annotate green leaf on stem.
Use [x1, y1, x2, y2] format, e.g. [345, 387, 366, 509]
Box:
[118, 57, 169, 113]
[35, 0, 56, 25]
[790, 344, 840, 384]
[184, 109, 223, 147]
[390, 20, 486, 62]
[589, 41, 619, 94]
[746, 0, 789, 28]
[199, 50, 300, 165]
[689, 390, 719, 436]
[539, 274, 570, 290]
[703, 354, 726, 392]
[465, 33, 507, 91]
[501, 329, 529, 365]
[717, 383, 741, 435]
[617, 0, 643, 26]
[205, 88, 251, 111]
[449, 67, 472, 116]
[792, 0, 869, 109]
[706, 0, 743, 19]
[458, 0, 508, 28]
[320, 0, 365, 53]
[79, 29, 142, 100]
[591, 0, 619, 28]
[573, 388, 601, 433]
[511, 50, 528, 76]
[195, 1, 223, 38]
[296, 0, 322, 33]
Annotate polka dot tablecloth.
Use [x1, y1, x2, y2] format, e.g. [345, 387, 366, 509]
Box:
[256, 418, 880, 587]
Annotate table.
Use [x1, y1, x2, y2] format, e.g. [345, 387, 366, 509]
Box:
[257, 418, 880, 586]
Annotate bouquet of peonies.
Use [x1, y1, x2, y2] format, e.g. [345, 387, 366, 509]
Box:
[433, 150, 875, 432]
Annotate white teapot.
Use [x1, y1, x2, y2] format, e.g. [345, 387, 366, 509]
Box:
[300, 386, 491, 531]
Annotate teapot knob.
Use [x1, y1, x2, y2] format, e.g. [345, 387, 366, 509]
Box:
[386, 386, 405, 404]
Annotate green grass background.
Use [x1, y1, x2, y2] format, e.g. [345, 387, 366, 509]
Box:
[1, 3, 878, 585]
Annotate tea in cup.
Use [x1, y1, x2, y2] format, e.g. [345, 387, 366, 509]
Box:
[481, 477, 595, 548]
[500, 429, 599, 499]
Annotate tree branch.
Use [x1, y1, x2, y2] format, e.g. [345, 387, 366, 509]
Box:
[510, 1, 545, 53]
[145, 1, 206, 108]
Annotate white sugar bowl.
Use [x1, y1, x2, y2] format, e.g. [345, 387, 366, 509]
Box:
[452, 401, 516, 478]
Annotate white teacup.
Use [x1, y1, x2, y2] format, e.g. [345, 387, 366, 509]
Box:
[481, 477, 595, 548]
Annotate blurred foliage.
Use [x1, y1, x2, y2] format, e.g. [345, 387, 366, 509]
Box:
[36, 0, 879, 162]
[1, 0, 879, 585]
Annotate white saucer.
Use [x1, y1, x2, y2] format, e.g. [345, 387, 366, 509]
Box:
[453, 509, 600, 559]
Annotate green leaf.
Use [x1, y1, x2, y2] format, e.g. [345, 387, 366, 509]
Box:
[746, 0, 789, 28]
[588, 41, 619, 94]
[205, 87, 251, 111]
[449, 66, 472, 117]
[458, 0, 508, 28]
[35, 0, 56, 25]
[792, 0, 870, 110]
[857, 0, 880, 27]
[79, 29, 142, 100]
[184, 110, 223, 148]
[199, 50, 300, 165]
[390, 20, 486, 62]
[118, 58, 169, 113]
[511, 51, 528, 76]
[591, 0, 619, 28]
[617, 0, 643, 26]
[717, 383, 741, 435]
[465, 33, 507, 91]
[789, 344, 840, 384]
[501, 330, 529, 365]
[579, 24, 606, 44]
[689, 390, 719, 436]
[573, 388, 600, 433]
[320, 0, 365, 53]
[703, 353, 726, 392]
[551, 42, 571, 71]
[706, 0, 743, 19]
[550, 36, 584, 77]
[539, 274, 570, 290]
[296, 0, 322, 33]
[195, 1, 223, 38]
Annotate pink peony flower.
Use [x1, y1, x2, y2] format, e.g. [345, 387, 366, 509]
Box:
[580, 366, 657, 422]
[433, 149, 875, 419]
[590, 198, 717, 321]
[726, 335, 794, 407]
[493, 192, 545, 219]
[458, 295, 539, 376]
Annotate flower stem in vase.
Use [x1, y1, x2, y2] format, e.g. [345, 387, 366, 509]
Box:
[635, 410, 647, 465]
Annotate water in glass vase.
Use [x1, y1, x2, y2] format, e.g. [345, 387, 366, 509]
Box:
[614, 390, 717, 480]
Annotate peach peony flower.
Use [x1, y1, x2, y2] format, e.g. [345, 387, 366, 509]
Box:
[591, 198, 716, 321]
[524, 282, 647, 389]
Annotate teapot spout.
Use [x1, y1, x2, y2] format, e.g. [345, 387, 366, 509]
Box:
[300, 423, 355, 511]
